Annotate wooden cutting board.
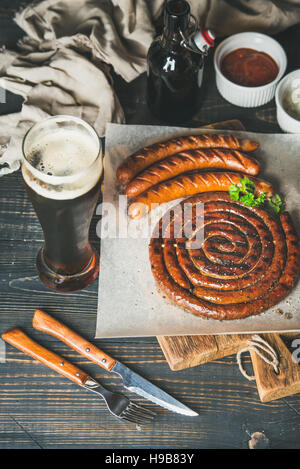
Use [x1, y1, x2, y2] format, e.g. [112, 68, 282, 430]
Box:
[158, 332, 300, 402]
[157, 119, 300, 402]
[158, 333, 250, 370]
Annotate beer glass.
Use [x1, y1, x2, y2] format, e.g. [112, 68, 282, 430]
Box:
[22, 115, 103, 292]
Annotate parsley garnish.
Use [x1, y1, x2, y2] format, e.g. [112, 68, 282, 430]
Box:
[229, 177, 284, 216]
[267, 194, 284, 214]
[228, 184, 240, 201]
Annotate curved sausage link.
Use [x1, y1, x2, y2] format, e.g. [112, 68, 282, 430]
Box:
[117, 134, 259, 184]
[126, 148, 261, 198]
[149, 193, 299, 321]
[129, 172, 274, 220]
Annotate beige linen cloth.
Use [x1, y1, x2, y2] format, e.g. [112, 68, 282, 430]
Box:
[1, 0, 300, 176]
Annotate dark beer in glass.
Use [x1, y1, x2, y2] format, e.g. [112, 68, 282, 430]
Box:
[22, 115, 102, 292]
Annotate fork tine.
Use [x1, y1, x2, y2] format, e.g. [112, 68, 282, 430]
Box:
[124, 413, 153, 424]
[122, 407, 154, 424]
[129, 403, 156, 417]
[82, 377, 156, 424]
[127, 405, 155, 420]
[122, 408, 150, 422]
[120, 415, 139, 424]
[128, 405, 154, 419]
[121, 412, 149, 425]
[124, 410, 153, 423]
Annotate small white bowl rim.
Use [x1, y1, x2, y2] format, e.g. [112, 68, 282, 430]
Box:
[214, 32, 287, 92]
[275, 69, 300, 125]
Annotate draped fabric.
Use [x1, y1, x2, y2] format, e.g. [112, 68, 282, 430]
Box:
[0, 0, 299, 176]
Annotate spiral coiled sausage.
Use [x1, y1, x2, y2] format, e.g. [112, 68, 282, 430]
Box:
[149, 192, 299, 320]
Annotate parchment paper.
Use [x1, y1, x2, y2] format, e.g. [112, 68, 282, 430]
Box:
[96, 123, 300, 338]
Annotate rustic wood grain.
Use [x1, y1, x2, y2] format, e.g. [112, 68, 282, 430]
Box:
[33, 309, 117, 372]
[158, 334, 253, 371]
[157, 119, 253, 372]
[0, 3, 300, 448]
[157, 118, 300, 404]
[251, 334, 300, 403]
[2, 328, 90, 386]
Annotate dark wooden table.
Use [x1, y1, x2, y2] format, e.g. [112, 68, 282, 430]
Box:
[1, 1, 300, 449]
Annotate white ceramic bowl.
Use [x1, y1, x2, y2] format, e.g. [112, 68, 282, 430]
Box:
[275, 69, 300, 133]
[214, 32, 287, 108]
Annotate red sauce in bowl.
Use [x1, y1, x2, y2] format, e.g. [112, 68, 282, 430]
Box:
[221, 47, 279, 87]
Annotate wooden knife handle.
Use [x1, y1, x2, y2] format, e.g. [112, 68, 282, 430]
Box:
[33, 309, 116, 372]
[1, 328, 89, 386]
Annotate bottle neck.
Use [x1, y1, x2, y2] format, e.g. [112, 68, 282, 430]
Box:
[161, 0, 190, 47]
[161, 26, 183, 47]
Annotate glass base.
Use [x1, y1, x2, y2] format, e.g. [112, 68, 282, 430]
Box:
[36, 248, 99, 292]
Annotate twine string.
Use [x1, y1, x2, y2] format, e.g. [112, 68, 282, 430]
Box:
[236, 334, 280, 381]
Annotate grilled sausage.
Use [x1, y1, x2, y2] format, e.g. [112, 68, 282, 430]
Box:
[128, 172, 274, 219]
[125, 148, 261, 198]
[117, 134, 259, 184]
[149, 193, 300, 320]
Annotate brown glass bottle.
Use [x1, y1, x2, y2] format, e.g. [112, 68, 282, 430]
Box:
[147, 0, 204, 124]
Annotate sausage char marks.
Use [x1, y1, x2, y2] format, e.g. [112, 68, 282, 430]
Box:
[129, 171, 274, 220]
[125, 148, 260, 198]
[117, 134, 259, 184]
[149, 192, 300, 320]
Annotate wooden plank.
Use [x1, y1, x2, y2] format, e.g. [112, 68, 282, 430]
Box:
[1, 342, 300, 448]
[0, 173, 101, 243]
[156, 118, 300, 405]
[0, 2, 300, 448]
[158, 334, 253, 370]
[157, 119, 250, 371]
[251, 333, 300, 403]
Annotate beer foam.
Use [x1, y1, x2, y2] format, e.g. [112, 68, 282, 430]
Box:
[22, 126, 102, 200]
[27, 130, 98, 177]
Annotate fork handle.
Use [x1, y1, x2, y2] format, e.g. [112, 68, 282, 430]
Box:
[2, 328, 89, 386]
[33, 309, 116, 372]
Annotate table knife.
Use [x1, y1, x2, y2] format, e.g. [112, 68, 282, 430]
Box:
[32, 309, 198, 417]
[1, 328, 155, 424]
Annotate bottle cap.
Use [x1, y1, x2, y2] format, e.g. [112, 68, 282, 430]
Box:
[193, 29, 215, 52]
[165, 0, 190, 34]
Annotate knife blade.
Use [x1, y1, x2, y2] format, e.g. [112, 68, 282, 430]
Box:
[32, 309, 198, 417]
[112, 361, 198, 416]
[1, 328, 156, 423]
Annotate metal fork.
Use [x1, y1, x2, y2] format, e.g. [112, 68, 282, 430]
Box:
[84, 377, 156, 424]
[1, 328, 155, 425]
